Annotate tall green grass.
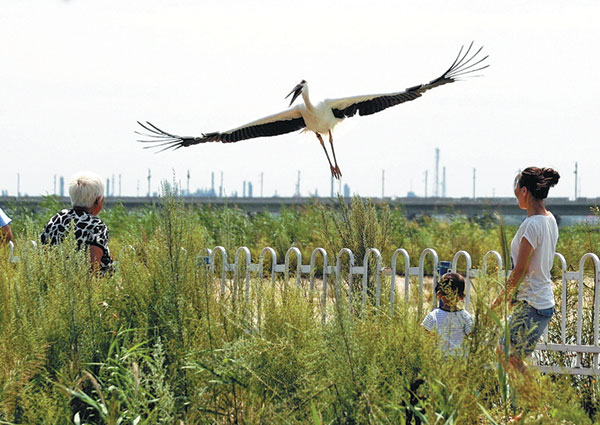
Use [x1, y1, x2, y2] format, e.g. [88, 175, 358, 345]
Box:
[0, 193, 598, 423]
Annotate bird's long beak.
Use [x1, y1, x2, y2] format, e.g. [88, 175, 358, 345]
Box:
[285, 84, 303, 107]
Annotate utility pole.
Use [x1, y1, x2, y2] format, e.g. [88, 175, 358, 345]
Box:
[424, 170, 428, 198]
[574, 162, 578, 200]
[147, 169, 151, 197]
[381, 169, 385, 199]
[186, 170, 190, 196]
[442, 166, 446, 197]
[211, 172, 215, 196]
[435, 148, 439, 197]
[472, 168, 476, 199]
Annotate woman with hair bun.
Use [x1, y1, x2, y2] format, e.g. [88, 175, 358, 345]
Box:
[491, 166, 560, 371]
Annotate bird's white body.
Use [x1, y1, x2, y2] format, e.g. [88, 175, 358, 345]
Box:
[297, 87, 342, 135]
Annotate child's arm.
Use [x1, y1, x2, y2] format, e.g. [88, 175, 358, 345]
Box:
[421, 311, 436, 333]
[464, 312, 474, 335]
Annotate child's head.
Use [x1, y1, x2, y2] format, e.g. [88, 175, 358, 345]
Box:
[435, 272, 466, 302]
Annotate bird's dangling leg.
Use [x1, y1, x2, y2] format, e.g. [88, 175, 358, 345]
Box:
[316, 133, 340, 179]
[328, 130, 342, 178]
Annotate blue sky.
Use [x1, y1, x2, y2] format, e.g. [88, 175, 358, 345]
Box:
[1, 0, 598, 199]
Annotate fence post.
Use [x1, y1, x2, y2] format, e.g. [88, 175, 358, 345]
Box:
[234, 247, 252, 302]
[418, 248, 439, 316]
[579, 253, 600, 370]
[309, 248, 328, 323]
[362, 248, 383, 310]
[284, 247, 302, 288]
[8, 241, 18, 263]
[451, 250, 473, 310]
[335, 248, 355, 308]
[554, 253, 568, 345]
[482, 250, 503, 278]
[210, 246, 228, 295]
[309, 248, 327, 294]
[391, 249, 410, 313]
[259, 247, 277, 285]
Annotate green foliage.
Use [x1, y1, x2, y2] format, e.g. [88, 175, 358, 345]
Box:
[0, 193, 598, 424]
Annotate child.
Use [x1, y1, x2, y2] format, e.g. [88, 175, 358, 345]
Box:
[421, 272, 473, 354]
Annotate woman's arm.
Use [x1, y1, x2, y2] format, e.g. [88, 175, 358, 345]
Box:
[491, 237, 534, 309]
[1, 224, 13, 244]
[90, 245, 103, 269]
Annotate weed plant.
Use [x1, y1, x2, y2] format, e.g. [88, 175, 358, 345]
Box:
[0, 193, 598, 423]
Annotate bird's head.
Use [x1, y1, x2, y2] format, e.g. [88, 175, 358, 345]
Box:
[285, 80, 306, 107]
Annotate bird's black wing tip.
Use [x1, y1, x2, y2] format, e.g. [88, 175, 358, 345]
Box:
[135, 120, 194, 151]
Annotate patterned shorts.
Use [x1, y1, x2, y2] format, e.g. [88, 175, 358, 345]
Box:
[500, 301, 554, 358]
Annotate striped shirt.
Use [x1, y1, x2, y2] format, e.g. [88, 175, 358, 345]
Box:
[422, 308, 473, 354]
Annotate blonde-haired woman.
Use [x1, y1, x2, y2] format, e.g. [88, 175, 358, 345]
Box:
[41, 171, 113, 273]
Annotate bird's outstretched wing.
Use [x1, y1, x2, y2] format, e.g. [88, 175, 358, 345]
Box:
[327, 42, 489, 119]
[137, 107, 305, 151]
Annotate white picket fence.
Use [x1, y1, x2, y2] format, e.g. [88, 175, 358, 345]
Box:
[201, 245, 600, 376]
[7, 241, 600, 376]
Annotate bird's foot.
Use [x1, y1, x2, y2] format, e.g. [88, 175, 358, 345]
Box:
[330, 166, 342, 179]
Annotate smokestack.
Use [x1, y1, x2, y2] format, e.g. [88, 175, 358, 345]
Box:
[330, 175, 334, 197]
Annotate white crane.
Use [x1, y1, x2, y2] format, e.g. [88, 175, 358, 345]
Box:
[137, 42, 488, 179]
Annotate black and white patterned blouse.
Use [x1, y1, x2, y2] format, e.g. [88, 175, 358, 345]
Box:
[41, 207, 113, 272]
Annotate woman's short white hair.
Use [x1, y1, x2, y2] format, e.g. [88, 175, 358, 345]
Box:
[69, 171, 105, 208]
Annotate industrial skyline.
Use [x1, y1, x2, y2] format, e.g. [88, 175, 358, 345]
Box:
[1, 162, 585, 201]
[0, 147, 587, 200]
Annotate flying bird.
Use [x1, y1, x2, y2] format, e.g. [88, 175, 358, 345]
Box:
[137, 42, 489, 179]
